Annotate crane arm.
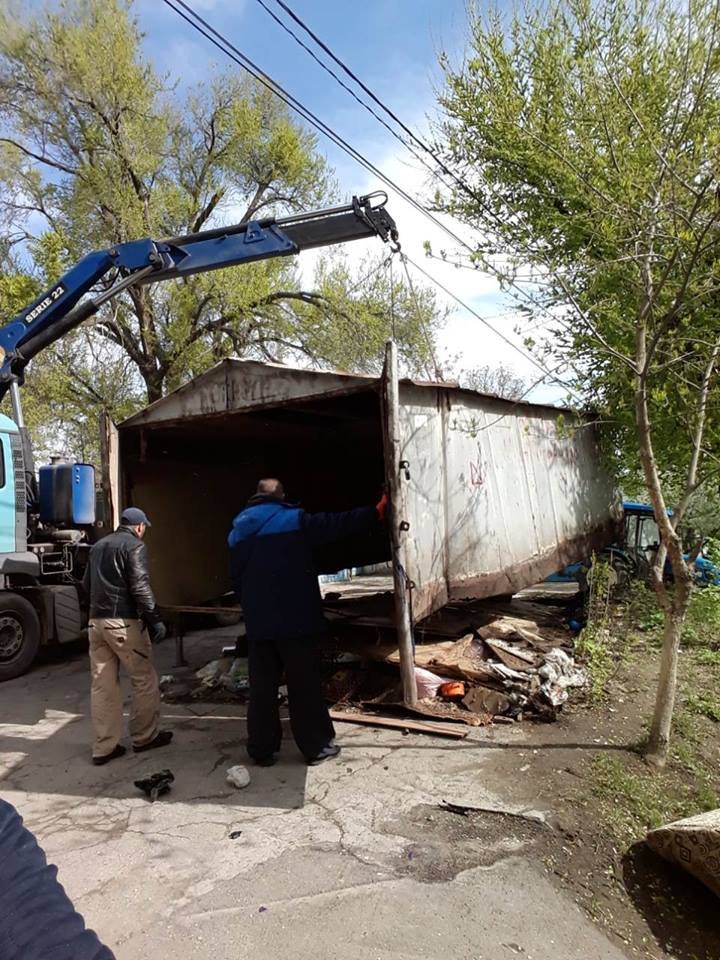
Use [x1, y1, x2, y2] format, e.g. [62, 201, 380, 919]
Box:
[0, 193, 398, 391]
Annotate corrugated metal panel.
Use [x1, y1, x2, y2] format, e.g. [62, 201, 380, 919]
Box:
[118, 358, 618, 619]
[399, 387, 618, 618]
[122, 359, 373, 427]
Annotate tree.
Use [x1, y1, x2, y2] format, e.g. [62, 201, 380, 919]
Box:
[0, 0, 439, 409]
[458, 363, 527, 400]
[435, 0, 720, 766]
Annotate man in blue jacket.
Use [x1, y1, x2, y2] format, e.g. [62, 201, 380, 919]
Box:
[228, 478, 387, 766]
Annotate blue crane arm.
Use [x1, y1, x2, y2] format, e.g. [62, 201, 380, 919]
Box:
[0, 193, 398, 389]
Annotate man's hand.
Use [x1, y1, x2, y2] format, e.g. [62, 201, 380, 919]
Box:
[376, 490, 389, 521]
[149, 621, 167, 644]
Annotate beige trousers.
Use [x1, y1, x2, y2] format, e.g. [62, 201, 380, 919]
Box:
[89, 618, 160, 758]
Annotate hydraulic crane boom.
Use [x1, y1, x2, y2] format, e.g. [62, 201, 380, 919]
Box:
[0, 192, 398, 392]
[0, 190, 399, 683]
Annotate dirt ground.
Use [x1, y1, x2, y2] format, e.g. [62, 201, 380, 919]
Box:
[478, 613, 720, 960]
[2, 588, 720, 960]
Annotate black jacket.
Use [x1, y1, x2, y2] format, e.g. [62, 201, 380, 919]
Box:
[83, 526, 160, 622]
[0, 799, 115, 959]
[228, 496, 377, 641]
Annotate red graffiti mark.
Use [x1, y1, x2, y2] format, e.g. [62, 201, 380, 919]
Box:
[470, 460, 484, 486]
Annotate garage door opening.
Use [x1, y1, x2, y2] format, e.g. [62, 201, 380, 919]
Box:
[118, 387, 393, 608]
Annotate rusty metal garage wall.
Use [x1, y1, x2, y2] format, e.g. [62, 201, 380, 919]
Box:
[119, 360, 618, 620]
[398, 384, 618, 621]
[126, 456, 256, 606]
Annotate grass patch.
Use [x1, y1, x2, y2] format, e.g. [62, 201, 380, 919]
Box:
[591, 753, 719, 845]
[684, 692, 720, 722]
[586, 581, 720, 844]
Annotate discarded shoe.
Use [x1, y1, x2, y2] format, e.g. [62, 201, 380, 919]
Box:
[133, 730, 173, 753]
[134, 769, 174, 802]
[307, 743, 341, 766]
[92, 744, 126, 766]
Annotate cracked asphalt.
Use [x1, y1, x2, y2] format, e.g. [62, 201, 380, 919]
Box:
[0, 631, 630, 960]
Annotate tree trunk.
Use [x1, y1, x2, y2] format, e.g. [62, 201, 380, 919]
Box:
[645, 582, 691, 769]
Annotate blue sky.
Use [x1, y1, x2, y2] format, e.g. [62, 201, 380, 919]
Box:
[49, 1, 563, 400]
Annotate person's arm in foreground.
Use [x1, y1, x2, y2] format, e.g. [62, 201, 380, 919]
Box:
[0, 799, 115, 959]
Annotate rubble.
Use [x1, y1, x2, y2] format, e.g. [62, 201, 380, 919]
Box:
[226, 765, 251, 789]
[178, 592, 588, 727]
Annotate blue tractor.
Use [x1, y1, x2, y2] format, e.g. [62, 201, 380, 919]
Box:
[0, 194, 399, 680]
[548, 500, 720, 589]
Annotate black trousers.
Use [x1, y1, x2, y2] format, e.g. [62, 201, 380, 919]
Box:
[247, 634, 335, 761]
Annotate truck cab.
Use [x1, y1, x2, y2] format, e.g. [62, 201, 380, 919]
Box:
[0, 413, 95, 680]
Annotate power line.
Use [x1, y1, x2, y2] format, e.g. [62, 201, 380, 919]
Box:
[253, 0, 603, 364]
[160, 0, 567, 380]
[161, 0, 480, 258]
[401, 253, 582, 402]
[258, 0, 499, 222]
[253, 0, 437, 181]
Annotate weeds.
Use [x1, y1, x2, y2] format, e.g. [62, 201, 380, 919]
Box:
[586, 577, 720, 844]
[684, 692, 720, 722]
[575, 558, 628, 700]
[591, 753, 718, 844]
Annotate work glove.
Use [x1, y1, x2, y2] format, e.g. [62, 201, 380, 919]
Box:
[149, 621, 167, 644]
[376, 490, 389, 521]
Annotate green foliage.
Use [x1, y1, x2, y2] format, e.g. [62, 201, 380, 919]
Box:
[0, 0, 442, 451]
[684, 584, 720, 645]
[435, 0, 720, 499]
[684, 692, 720, 723]
[575, 557, 616, 700]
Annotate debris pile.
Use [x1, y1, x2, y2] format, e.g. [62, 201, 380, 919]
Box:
[170, 592, 587, 727]
[196, 656, 249, 695]
[364, 607, 588, 723]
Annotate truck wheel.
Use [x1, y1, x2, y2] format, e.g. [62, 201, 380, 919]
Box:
[0, 593, 41, 682]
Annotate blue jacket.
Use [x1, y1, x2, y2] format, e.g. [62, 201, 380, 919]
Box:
[228, 496, 377, 640]
[0, 799, 114, 959]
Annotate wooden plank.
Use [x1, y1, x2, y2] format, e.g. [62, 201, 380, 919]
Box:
[329, 709, 467, 739]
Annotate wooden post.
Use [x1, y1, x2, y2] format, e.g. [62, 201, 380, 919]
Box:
[381, 340, 417, 707]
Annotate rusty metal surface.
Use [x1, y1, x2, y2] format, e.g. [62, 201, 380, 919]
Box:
[118, 358, 618, 620]
[398, 382, 618, 621]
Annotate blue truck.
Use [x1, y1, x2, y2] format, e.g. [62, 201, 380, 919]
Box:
[0, 194, 399, 680]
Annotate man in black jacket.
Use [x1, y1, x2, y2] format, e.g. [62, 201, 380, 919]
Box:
[228, 479, 386, 766]
[83, 507, 172, 765]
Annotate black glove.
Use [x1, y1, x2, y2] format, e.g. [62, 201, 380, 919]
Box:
[149, 621, 167, 644]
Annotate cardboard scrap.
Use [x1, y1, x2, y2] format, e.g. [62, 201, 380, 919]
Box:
[384, 633, 498, 684]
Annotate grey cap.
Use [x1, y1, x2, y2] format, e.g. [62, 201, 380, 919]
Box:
[120, 507, 152, 527]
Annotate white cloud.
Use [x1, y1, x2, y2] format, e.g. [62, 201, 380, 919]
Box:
[295, 145, 566, 399]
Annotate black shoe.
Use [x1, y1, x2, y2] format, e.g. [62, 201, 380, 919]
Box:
[252, 755, 277, 767]
[134, 730, 173, 753]
[307, 743, 341, 766]
[92, 744, 126, 766]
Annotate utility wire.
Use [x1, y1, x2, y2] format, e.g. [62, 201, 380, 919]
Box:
[259, 0, 500, 222]
[161, 0, 481, 258]
[160, 0, 574, 385]
[402, 253, 583, 402]
[254, 0, 604, 368]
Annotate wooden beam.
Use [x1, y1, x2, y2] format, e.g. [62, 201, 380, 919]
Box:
[329, 709, 467, 739]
